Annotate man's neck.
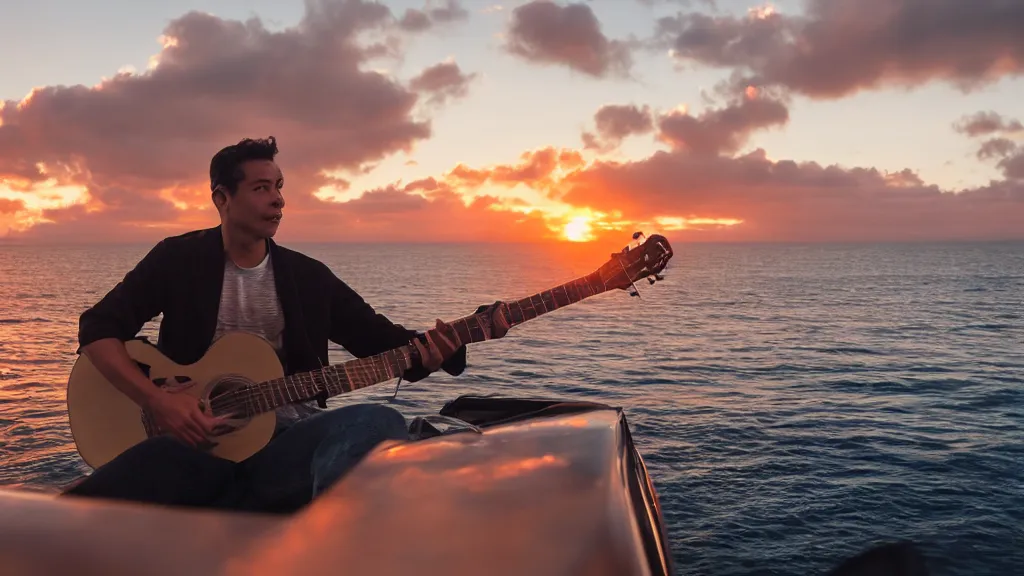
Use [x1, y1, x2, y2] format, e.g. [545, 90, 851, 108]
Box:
[221, 225, 268, 268]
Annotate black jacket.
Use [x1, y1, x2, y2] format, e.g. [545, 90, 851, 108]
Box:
[77, 225, 465, 387]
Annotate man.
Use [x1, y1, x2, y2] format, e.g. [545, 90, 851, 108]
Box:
[64, 136, 505, 513]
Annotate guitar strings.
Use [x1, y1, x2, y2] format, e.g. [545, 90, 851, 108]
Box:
[207, 346, 414, 416]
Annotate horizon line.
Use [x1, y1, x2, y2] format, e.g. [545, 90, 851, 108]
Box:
[2, 238, 1023, 247]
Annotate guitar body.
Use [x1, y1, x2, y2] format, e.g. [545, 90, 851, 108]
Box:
[66, 332, 282, 469]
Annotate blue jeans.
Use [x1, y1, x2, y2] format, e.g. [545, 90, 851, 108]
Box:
[63, 403, 409, 513]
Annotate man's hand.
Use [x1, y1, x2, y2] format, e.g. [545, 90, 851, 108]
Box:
[411, 319, 460, 373]
[410, 303, 511, 375]
[476, 301, 511, 340]
[144, 379, 229, 447]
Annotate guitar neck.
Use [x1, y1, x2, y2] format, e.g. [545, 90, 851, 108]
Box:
[211, 270, 611, 418]
[449, 269, 609, 344]
[211, 347, 417, 419]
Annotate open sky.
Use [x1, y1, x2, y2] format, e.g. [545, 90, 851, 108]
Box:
[0, 0, 1022, 243]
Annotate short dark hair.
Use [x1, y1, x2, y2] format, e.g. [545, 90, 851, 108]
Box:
[209, 136, 279, 196]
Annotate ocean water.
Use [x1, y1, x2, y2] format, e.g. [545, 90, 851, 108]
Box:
[0, 240, 1021, 575]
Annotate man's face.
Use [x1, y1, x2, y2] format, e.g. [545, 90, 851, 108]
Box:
[220, 159, 285, 239]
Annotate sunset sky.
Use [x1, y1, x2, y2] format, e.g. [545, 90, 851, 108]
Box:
[1, 0, 1022, 244]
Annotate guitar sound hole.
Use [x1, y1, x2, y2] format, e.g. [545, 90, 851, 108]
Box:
[206, 374, 257, 431]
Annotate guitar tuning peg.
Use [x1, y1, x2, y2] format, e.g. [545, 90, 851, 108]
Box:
[629, 289, 640, 297]
[628, 231, 646, 251]
[647, 275, 657, 285]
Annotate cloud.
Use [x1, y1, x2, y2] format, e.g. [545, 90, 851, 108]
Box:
[654, 0, 1024, 99]
[3, 1, 1023, 245]
[977, 138, 1018, 161]
[635, 0, 715, 6]
[337, 184, 432, 215]
[954, 111, 1024, 137]
[0, 0, 476, 240]
[398, 0, 470, 32]
[286, 186, 555, 242]
[581, 104, 655, 151]
[503, 1, 632, 78]
[408, 60, 477, 105]
[446, 146, 584, 190]
[0, 198, 24, 214]
[361, 96, 1023, 243]
[551, 148, 1024, 242]
[289, 146, 598, 243]
[579, 90, 790, 157]
[656, 90, 789, 156]
[953, 111, 1024, 177]
[998, 151, 1024, 181]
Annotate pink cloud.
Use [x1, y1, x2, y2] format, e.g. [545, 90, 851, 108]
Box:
[504, 1, 632, 78]
[656, 93, 789, 156]
[398, 0, 470, 32]
[0, 0, 478, 241]
[954, 111, 1024, 177]
[409, 61, 477, 105]
[582, 104, 655, 151]
[954, 111, 1024, 137]
[655, 0, 1024, 99]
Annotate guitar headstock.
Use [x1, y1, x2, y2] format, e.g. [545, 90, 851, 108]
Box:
[595, 232, 674, 293]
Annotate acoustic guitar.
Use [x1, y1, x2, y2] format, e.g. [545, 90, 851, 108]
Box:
[66, 233, 674, 469]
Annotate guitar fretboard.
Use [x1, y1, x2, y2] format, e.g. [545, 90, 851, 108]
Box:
[448, 270, 608, 345]
[209, 348, 414, 418]
[209, 270, 610, 419]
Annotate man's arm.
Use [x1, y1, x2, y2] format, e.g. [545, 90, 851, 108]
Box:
[79, 241, 169, 350]
[78, 240, 171, 407]
[78, 240, 222, 446]
[327, 274, 466, 382]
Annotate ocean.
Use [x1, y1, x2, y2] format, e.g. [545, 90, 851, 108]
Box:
[0, 240, 1021, 575]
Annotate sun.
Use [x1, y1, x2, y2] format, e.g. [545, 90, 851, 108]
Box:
[563, 216, 593, 242]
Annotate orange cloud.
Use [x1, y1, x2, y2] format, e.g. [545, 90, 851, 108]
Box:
[289, 188, 555, 243]
[445, 147, 582, 192]
[554, 149, 1023, 242]
[0, 198, 23, 214]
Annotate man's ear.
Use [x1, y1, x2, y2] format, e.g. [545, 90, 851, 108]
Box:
[212, 186, 228, 210]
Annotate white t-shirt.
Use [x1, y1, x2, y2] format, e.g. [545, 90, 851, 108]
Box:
[213, 251, 318, 426]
